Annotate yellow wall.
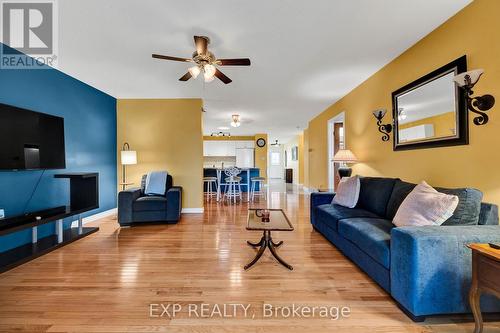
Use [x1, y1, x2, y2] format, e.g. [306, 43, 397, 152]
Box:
[303, 129, 310, 188]
[298, 133, 304, 184]
[399, 111, 456, 139]
[254, 134, 268, 179]
[117, 99, 204, 209]
[307, 0, 500, 206]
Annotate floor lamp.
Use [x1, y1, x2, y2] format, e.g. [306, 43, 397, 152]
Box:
[120, 142, 137, 191]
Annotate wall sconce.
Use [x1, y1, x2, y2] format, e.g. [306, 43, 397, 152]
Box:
[372, 109, 392, 141]
[454, 69, 495, 125]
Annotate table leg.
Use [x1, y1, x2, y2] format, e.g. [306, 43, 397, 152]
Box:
[469, 286, 483, 333]
[271, 240, 283, 248]
[244, 232, 267, 270]
[268, 233, 293, 270]
[247, 239, 263, 247]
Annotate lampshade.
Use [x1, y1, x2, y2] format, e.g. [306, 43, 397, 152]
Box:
[203, 64, 216, 82]
[121, 150, 137, 165]
[333, 149, 358, 163]
[372, 109, 387, 120]
[188, 65, 201, 79]
[453, 69, 484, 88]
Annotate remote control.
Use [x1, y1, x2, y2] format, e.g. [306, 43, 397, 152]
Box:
[489, 243, 500, 250]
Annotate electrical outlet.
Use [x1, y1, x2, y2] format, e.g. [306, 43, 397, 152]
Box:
[0, 209, 5, 219]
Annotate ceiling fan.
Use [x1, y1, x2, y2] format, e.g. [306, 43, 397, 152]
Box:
[152, 36, 251, 84]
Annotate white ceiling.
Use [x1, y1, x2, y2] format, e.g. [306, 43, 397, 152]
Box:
[55, 0, 471, 142]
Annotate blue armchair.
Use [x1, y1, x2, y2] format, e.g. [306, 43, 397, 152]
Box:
[118, 174, 182, 226]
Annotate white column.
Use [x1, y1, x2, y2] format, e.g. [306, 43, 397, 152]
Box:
[32, 227, 37, 244]
[56, 219, 63, 243]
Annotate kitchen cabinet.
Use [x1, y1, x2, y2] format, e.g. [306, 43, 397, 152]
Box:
[236, 148, 254, 168]
[203, 140, 254, 156]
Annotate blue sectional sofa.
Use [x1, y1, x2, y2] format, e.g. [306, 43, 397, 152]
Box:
[310, 177, 500, 321]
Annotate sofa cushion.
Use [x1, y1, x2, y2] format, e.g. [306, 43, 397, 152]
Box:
[338, 218, 393, 269]
[332, 175, 360, 208]
[436, 187, 483, 226]
[141, 174, 173, 196]
[356, 177, 397, 217]
[393, 181, 459, 227]
[385, 179, 483, 225]
[133, 196, 168, 211]
[314, 204, 379, 231]
[386, 180, 416, 219]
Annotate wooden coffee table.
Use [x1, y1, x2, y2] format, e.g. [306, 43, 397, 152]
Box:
[245, 209, 294, 270]
[467, 243, 500, 333]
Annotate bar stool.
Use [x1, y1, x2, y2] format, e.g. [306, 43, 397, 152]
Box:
[250, 176, 266, 202]
[223, 167, 242, 204]
[203, 177, 218, 201]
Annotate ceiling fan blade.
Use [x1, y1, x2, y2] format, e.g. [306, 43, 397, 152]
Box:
[194, 36, 208, 55]
[214, 69, 232, 84]
[217, 58, 251, 66]
[179, 72, 192, 81]
[152, 54, 192, 62]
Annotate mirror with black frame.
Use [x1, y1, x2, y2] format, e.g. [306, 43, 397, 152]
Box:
[392, 56, 468, 151]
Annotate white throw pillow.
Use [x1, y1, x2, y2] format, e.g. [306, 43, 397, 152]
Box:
[332, 175, 360, 208]
[393, 181, 459, 227]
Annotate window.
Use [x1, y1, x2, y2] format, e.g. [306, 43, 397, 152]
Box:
[270, 152, 280, 166]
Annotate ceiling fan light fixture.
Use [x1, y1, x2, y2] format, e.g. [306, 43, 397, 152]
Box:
[203, 64, 216, 80]
[230, 114, 241, 127]
[188, 65, 201, 78]
[204, 74, 215, 83]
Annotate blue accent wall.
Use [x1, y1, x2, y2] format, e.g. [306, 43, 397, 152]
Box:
[0, 44, 117, 252]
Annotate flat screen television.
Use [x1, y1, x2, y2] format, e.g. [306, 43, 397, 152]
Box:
[0, 103, 65, 170]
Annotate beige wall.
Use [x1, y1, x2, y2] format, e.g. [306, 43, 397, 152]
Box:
[307, 0, 500, 206]
[117, 99, 204, 209]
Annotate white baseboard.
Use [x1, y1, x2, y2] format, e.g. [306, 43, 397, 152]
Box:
[70, 208, 117, 227]
[181, 208, 204, 214]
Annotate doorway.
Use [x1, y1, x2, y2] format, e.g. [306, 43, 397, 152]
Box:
[268, 145, 284, 179]
[327, 112, 345, 190]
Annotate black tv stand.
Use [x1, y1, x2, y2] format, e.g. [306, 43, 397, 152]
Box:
[0, 173, 99, 273]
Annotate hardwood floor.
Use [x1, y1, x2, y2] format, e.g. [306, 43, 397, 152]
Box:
[0, 187, 498, 332]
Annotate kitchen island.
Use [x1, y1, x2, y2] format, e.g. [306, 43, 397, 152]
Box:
[203, 168, 260, 201]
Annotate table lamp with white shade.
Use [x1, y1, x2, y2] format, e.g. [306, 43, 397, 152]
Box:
[333, 149, 358, 178]
[120, 142, 137, 190]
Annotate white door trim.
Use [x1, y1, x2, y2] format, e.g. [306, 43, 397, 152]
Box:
[327, 112, 345, 190]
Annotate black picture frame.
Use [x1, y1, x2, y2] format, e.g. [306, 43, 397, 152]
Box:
[392, 55, 468, 151]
